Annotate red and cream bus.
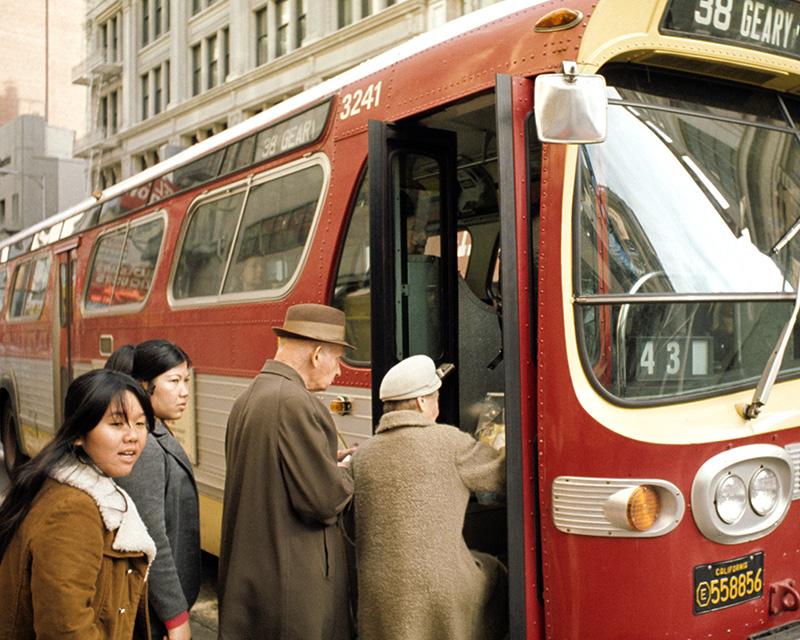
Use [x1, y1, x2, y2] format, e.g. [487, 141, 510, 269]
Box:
[3, 0, 800, 636]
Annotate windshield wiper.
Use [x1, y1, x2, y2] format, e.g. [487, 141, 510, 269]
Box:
[738, 267, 800, 420]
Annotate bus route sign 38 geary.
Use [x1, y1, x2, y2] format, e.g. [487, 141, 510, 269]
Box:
[661, 0, 800, 59]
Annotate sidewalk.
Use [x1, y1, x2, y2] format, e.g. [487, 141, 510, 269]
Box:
[190, 553, 219, 639]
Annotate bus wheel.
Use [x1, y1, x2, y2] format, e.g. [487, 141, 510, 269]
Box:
[1, 405, 27, 474]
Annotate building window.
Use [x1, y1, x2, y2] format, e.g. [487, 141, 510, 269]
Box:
[99, 96, 109, 133]
[361, 0, 372, 18]
[276, 0, 289, 57]
[154, 66, 162, 114]
[0, 199, 6, 227]
[192, 0, 215, 15]
[297, 0, 307, 46]
[338, 0, 352, 28]
[164, 60, 171, 106]
[154, 0, 163, 38]
[207, 34, 218, 89]
[142, 0, 150, 46]
[111, 15, 119, 60]
[110, 90, 119, 133]
[141, 73, 149, 119]
[256, 6, 268, 66]
[462, 0, 498, 13]
[191, 43, 202, 96]
[222, 28, 230, 81]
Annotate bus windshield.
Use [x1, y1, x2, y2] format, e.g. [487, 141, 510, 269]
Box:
[575, 68, 800, 403]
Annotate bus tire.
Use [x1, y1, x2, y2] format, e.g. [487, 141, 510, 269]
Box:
[1, 405, 27, 474]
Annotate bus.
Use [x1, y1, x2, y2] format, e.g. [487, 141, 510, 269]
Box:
[2, 0, 800, 636]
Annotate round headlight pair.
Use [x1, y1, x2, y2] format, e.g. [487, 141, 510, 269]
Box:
[715, 467, 779, 524]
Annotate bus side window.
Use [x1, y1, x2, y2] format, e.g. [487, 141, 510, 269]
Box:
[85, 218, 165, 311]
[222, 164, 324, 294]
[173, 192, 245, 299]
[332, 169, 371, 364]
[9, 255, 51, 319]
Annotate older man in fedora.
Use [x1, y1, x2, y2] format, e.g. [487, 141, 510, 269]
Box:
[218, 303, 356, 640]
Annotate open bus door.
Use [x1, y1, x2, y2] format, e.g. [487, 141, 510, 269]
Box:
[368, 81, 540, 635]
[367, 121, 460, 424]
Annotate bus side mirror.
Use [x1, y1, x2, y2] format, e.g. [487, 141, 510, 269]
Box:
[534, 61, 607, 144]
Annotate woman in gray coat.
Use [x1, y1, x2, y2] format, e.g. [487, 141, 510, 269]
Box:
[108, 340, 201, 640]
[351, 355, 507, 640]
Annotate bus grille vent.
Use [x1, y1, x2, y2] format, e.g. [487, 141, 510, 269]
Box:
[784, 443, 800, 500]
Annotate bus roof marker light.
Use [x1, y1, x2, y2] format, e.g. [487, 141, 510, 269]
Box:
[534, 8, 583, 32]
[534, 61, 607, 144]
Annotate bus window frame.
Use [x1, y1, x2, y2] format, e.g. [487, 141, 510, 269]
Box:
[6, 252, 52, 323]
[167, 153, 331, 309]
[0, 265, 7, 313]
[80, 209, 168, 318]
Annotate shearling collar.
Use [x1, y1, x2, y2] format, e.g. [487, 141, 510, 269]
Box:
[51, 460, 156, 568]
[376, 410, 436, 434]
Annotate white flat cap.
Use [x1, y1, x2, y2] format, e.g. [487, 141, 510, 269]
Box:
[380, 355, 445, 401]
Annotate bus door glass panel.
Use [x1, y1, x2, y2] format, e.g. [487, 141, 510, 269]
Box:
[393, 152, 444, 359]
[418, 95, 505, 433]
[173, 191, 245, 299]
[222, 164, 323, 294]
[574, 69, 800, 401]
[10, 255, 51, 319]
[112, 219, 164, 305]
[332, 170, 371, 364]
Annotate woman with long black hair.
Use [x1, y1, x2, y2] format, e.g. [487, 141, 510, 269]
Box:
[108, 339, 201, 640]
[0, 368, 157, 638]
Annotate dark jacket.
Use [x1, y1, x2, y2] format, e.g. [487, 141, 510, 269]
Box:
[218, 360, 354, 640]
[0, 461, 156, 640]
[351, 410, 507, 640]
[117, 420, 201, 639]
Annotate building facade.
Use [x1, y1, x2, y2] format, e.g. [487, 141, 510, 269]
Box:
[0, 115, 88, 238]
[73, 0, 499, 191]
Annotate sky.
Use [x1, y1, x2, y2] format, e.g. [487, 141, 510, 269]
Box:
[0, 0, 87, 136]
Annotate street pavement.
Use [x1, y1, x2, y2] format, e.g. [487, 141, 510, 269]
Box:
[0, 449, 220, 639]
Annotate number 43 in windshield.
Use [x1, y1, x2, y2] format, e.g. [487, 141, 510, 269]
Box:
[636, 337, 712, 380]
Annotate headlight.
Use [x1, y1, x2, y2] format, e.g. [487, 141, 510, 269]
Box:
[715, 474, 747, 524]
[749, 467, 779, 516]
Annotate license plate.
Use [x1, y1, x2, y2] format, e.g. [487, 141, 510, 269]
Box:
[694, 552, 764, 615]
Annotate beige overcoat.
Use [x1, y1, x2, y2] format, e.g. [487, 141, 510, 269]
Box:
[218, 360, 354, 640]
[351, 409, 507, 640]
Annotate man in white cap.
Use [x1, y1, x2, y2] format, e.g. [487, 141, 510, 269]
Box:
[218, 303, 356, 640]
[350, 354, 507, 640]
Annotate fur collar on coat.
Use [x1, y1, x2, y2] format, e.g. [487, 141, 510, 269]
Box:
[376, 409, 436, 434]
[51, 460, 157, 569]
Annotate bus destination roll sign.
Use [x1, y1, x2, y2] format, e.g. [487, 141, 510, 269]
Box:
[661, 0, 800, 59]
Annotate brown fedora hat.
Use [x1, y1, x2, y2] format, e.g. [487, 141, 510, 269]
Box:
[273, 303, 354, 349]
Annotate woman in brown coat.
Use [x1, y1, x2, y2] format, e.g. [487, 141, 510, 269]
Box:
[0, 369, 157, 639]
[351, 355, 507, 640]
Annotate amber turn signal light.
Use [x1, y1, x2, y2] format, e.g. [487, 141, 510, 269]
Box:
[626, 485, 661, 531]
[534, 8, 584, 32]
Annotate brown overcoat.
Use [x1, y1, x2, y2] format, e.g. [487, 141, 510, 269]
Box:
[0, 462, 156, 640]
[351, 409, 507, 640]
[218, 360, 354, 640]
